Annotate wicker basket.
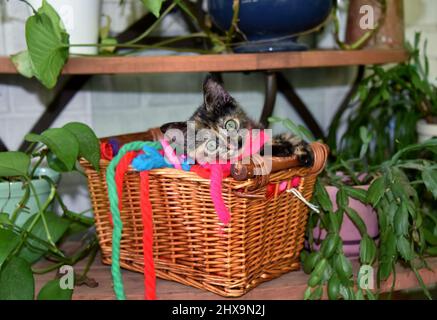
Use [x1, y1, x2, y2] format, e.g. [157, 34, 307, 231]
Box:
[81, 129, 328, 297]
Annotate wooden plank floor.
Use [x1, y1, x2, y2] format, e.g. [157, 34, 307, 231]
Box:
[34, 253, 437, 300]
[0, 49, 408, 75]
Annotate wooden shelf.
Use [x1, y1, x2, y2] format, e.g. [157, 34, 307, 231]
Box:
[0, 49, 408, 75]
[34, 252, 437, 300]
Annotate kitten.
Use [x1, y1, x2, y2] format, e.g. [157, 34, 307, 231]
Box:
[160, 75, 314, 167]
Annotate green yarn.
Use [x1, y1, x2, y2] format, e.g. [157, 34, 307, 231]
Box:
[106, 141, 162, 300]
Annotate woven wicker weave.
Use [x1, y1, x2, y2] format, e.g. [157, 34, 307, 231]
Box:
[81, 129, 328, 297]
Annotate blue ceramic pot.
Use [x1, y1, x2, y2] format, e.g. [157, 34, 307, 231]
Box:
[208, 0, 333, 52]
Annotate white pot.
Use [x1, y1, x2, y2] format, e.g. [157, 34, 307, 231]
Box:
[28, 0, 102, 55]
[417, 119, 437, 143]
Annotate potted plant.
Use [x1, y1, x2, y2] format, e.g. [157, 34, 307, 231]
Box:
[0, 122, 101, 300]
[11, 0, 224, 89]
[303, 138, 437, 300]
[310, 127, 379, 259]
[328, 33, 436, 165]
[207, 0, 334, 52]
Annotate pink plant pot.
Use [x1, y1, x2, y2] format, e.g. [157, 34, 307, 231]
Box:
[310, 185, 379, 258]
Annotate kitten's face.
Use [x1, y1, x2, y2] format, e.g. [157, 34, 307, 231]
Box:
[161, 76, 260, 163]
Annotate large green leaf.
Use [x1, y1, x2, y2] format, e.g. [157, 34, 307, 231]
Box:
[0, 229, 20, 269]
[19, 212, 70, 264]
[141, 0, 166, 18]
[0, 152, 30, 177]
[63, 122, 100, 172]
[25, 128, 80, 171]
[422, 168, 437, 199]
[37, 279, 73, 300]
[0, 257, 35, 300]
[25, 2, 69, 89]
[10, 51, 35, 78]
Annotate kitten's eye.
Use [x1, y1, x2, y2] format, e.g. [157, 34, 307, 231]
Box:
[206, 139, 217, 152]
[225, 119, 239, 131]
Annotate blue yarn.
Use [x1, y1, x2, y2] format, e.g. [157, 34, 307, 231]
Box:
[132, 145, 192, 172]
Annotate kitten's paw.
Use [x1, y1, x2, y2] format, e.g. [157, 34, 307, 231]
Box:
[295, 143, 314, 167]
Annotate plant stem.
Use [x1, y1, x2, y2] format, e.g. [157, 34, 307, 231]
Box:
[10, 181, 30, 224]
[152, 32, 207, 47]
[29, 149, 48, 178]
[32, 261, 64, 275]
[125, 2, 178, 45]
[225, 0, 240, 48]
[11, 178, 58, 256]
[68, 43, 210, 55]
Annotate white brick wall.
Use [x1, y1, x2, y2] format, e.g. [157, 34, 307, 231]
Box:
[0, 0, 435, 213]
[405, 0, 437, 83]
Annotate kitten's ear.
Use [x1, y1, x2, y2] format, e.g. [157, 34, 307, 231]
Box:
[203, 75, 233, 112]
[160, 122, 187, 135]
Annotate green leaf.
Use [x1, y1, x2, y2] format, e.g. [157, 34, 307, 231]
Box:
[46, 151, 69, 173]
[344, 186, 368, 203]
[10, 51, 35, 78]
[308, 286, 323, 300]
[397, 236, 414, 261]
[268, 116, 283, 124]
[100, 38, 118, 54]
[0, 213, 12, 226]
[360, 234, 377, 265]
[0, 151, 31, 177]
[63, 122, 100, 172]
[422, 168, 437, 199]
[0, 229, 21, 269]
[25, 128, 80, 171]
[302, 251, 321, 275]
[320, 234, 341, 259]
[38, 0, 66, 31]
[141, 0, 166, 18]
[394, 202, 409, 236]
[298, 125, 315, 142]
[19, 212, 70, 264]
[37, 279, 73, 300]
[367, 177, 385, 206]
[327, 274, 341, 300]
[283, 119, 304, 140]
[0, 257, 34, 300]
[314, 180, 333, 212]
[336, 187, 349, 209]
[334, 254, 353, 286]
[99, 15, 112, 40]
[345, 207, 368, 236]
[25, 5, 69, 88]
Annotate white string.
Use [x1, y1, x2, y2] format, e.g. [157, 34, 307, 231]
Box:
[287, 188, 320, 214]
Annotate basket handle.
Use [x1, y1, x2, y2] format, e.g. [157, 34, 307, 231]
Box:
[231, 142, 329, 181]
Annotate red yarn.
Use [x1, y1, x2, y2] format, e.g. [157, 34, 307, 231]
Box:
[140, 171, 157, 300]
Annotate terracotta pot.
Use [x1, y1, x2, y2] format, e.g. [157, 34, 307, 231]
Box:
[346, 0, 404, 49]
[311, 185, 379, 258]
